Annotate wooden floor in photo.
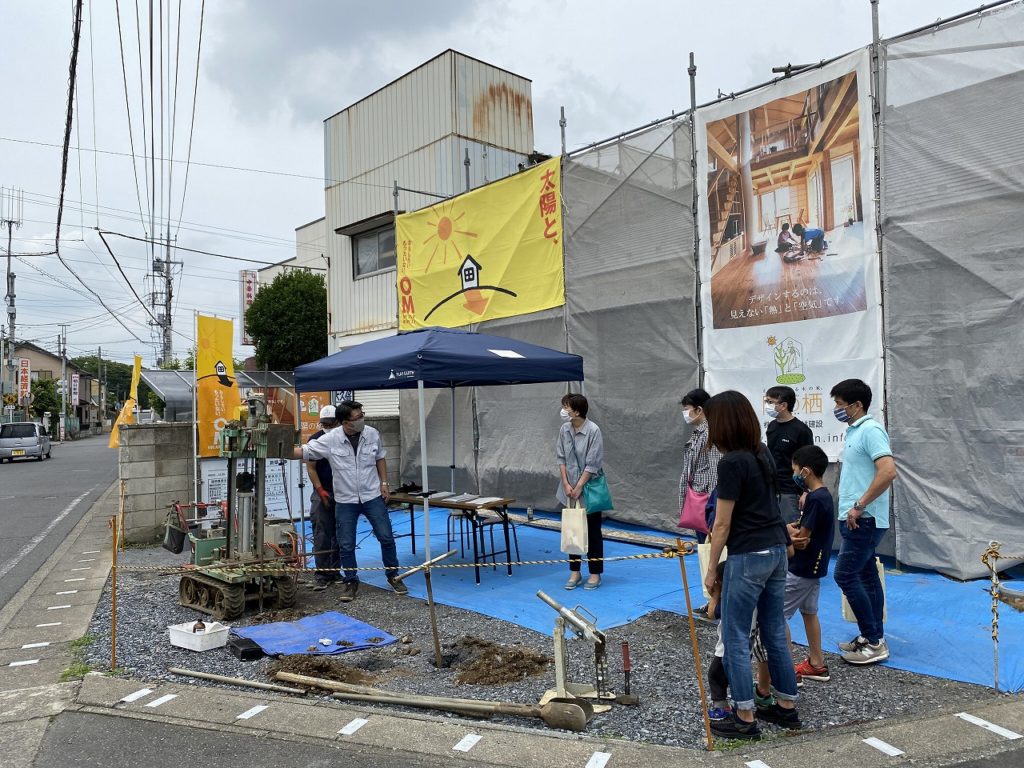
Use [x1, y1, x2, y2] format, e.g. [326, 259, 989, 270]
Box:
[710, 241, 867, 329]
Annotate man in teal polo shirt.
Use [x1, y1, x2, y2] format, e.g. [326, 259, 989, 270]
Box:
[830, 378, 898, 665]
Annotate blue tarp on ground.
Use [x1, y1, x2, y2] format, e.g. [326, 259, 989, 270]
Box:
[342, 507, 1024, 691]
[234, 611, 397, 656]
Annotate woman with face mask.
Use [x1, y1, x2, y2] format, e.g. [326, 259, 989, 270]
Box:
[679, 388, 722, 558]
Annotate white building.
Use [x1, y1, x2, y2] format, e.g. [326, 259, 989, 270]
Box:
[315, 50, 535, 414]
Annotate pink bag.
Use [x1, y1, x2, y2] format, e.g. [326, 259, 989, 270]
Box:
[678, 484, 711, 534]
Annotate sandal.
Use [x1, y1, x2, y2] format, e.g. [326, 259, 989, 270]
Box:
[564, 574, 583, 590]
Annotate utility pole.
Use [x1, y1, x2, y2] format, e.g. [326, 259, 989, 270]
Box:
[58, 324, 68, 441]
[2, 187, 23, 409]
[150, 234, 180, 366]
[97, 345, 103, 430]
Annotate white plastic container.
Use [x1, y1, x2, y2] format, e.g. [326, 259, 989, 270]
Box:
[168, 621, 230, 652]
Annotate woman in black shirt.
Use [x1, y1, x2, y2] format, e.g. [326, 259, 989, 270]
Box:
[701, 391, 801, 740]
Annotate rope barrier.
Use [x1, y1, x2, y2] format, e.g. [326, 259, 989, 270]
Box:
[979, 540, 1024, 693]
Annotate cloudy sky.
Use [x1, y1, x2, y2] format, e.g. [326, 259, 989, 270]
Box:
[1, 0, 972, 367]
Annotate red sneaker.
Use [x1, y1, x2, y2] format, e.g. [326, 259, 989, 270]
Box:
[795, 658, 830, 682]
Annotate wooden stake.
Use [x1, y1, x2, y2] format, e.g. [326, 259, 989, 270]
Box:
[677, 538, 713, 751]
[423, 567, 445, 668]
[110, 515, 118, 671]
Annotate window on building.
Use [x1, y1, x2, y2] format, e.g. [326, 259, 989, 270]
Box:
[353, 226, 396, 278]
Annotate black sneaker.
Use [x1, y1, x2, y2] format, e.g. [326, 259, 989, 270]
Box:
[710, 713, 761, 741]
[757, 702, 802, 730]
[387, 576, 409, 596]
[339, 581, 359, 603]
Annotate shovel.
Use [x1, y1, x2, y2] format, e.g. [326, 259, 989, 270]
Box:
[330, 690, 593, 731]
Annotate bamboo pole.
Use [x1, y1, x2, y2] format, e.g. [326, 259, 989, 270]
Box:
[110, 515, 118, 670]
[170, 667, 306, 695]
[677, 538, 713, 751]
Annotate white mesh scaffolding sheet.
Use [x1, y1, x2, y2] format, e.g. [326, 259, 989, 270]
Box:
[398, 119, 700, 530]
[882, 2, 1024, 579]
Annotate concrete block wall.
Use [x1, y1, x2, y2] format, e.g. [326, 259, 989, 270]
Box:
[118, 422, 193, 543]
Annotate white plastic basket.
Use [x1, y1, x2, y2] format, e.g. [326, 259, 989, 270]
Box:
[168, 621, 230, 652]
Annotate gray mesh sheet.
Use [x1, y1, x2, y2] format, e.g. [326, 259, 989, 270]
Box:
[882, 3, 1024, 578]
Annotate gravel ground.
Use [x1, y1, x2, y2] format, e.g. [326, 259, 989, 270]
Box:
[85, 545, 987, 750]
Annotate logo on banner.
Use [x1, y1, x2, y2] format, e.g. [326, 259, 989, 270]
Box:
[196, 315, 243, 457]
[396, 157, 565, 330]
[768, 336, 806, 385]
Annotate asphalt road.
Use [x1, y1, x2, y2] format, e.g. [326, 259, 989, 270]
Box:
[35, 712, 484, 768]
[0, 435, 117, 610]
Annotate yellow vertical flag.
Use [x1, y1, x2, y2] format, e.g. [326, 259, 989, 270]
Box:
[196, 315, 242, 457]
[395, 156, 565, 330]
[108, 354, 142, 449]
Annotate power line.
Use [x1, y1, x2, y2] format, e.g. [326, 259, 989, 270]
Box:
[55, 0, 84, 248]
[97, 230, 161, 325]
[175, 0, 204, 235]
[87, 0, 99, 228]
[114, 0, 148, 232]
[99, 229, 325, 267]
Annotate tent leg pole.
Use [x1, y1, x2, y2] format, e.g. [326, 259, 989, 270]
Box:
[450, 386, 455, 493]
[418, 380, 445, 667]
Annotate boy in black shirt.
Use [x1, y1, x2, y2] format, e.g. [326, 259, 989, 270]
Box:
[765, 386, 814, 523]
[785, 445, 835, 682]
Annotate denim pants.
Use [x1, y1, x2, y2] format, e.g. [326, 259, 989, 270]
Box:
[721, 544, 799, 711]
[777, 493, 801, 524]
[834, 517, 887, 643]
[335, 495, 399, 583]
[309, 492, 340, 582]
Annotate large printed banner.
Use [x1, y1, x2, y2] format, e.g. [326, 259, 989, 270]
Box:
[108, 354, 141, 449]
[395, 156, 565, 330]
[696, 51, 884, 458]
[196, 315, 243, 457]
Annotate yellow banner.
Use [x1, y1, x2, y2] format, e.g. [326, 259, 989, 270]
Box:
[196, 315, 242, 457]
[108, 354, 142, 449]
[396, 156, 565, 330]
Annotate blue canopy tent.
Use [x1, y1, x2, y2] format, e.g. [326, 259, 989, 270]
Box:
[294, 327, 584, 561]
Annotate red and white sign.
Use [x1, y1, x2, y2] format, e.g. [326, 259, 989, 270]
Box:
[239, 270, 259, 346]
[18, 358, 30, 402]
[71, 373, 80, 403]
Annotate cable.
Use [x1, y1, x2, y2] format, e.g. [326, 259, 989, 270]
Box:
[133, 0, 152, 237]
[88, 0, 99, 228]
[97, 230, 161, 325]
[56, 0, 84, 247]
[168, 0, 182, 237]
[114, 0, 148, 232]
[175, 0, 204, 235]
[99, 229, 321, 267]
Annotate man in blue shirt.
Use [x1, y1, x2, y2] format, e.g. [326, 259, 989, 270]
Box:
[792, 223, 828, 254]
[830, 379, 898, 665]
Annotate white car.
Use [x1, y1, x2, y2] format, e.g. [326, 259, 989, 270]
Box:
[0, 422, 52, 462]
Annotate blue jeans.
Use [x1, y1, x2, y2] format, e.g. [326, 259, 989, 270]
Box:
[777, 493, 801, 524]
[834, 517, 887, 643]
[335, 496, 399, 583]
[721, 545, 799, 712]
[309, 492, 340, 582]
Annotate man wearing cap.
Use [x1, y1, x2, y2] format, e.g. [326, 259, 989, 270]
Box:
[306, 405, 341, 590]
[296, 400, 406, 602]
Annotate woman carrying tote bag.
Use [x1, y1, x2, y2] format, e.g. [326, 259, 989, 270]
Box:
[556, 393, 606, 590]
[678, 388, 722, 543]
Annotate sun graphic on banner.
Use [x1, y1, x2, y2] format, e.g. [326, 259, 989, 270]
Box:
[422, 200, 477, 271]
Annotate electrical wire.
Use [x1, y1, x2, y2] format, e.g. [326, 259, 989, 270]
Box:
[133, 0, 152, 237]
[87, 0, 99, 228]
[99, 229, 317, 267]
[114, 0, 148, 232]
[97, 230, 161, 325]
[174, 0, 204, 235]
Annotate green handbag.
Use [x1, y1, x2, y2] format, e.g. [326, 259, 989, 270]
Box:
[571, 433, 614, 514]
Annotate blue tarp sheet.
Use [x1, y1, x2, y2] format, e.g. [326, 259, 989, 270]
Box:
[234, 611, 397, 656]
[351, 506, 1024, 691]
[294, 326, 584, 392]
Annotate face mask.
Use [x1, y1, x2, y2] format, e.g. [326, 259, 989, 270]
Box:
[559, 408, 572, 422]
[766, 407, 779, 419]
[833, 406, 851, 423]
[683, 410, 696, 425]
[347, 417, 365, 433]
[792, 472, 807, 489]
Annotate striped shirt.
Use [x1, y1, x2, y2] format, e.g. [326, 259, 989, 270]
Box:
[678, 420, 721, 511]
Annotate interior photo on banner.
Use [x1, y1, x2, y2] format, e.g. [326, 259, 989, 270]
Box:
[696, 51, 884, 458]
[395, 156, 565, 330]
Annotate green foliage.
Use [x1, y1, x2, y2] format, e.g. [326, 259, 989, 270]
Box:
[245, 270, 328, 370]
[158, 348, 196, 371]
[30, 378, 60, 417]
[69, 355, 150, 408]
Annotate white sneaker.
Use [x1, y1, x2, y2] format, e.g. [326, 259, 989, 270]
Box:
[838, 634, 868, 653]
[842, 638, 889, 665]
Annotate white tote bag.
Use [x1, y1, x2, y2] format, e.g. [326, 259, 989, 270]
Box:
[560, 501, 588, 555]
[841, 556, 888, 622]
[697, 539, 728, 599]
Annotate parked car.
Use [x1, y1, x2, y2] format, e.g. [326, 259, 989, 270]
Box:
[0, 422, 52, 462]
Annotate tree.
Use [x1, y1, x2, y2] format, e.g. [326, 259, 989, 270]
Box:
[245, 270, 328, 370]
[70, 356, 151, 409]
[30, 378, 60, 418]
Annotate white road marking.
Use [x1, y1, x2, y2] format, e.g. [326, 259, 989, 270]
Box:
[236, 705, 268, 720]
[47, 605, 71, 610]
[586, 753, 612, 768]
[56, 590, 78, 595]
[21, 642, 50, 649]
[81, 550, 100, 554]
[453, 733, 482, 752]
[71, 568, 91, 572]
[9, 660, 40, 667]
[35, 622, 61, 628]
[956, 712, 1022, 740]
[144, 694, 178, 708]
[863, 737, 905, 756]
[0, 488, 95, 581]
[77, 559, 96, 563]
[338, 718, 369, 735]
[746, 762, 772, 768]
[120, 688, 154, 703]
[64, 578, 86, 582]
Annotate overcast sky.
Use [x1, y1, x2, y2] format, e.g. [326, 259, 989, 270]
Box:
[1, 0, 973, 367]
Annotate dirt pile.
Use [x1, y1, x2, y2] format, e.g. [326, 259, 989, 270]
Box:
[267, 655, 378, 686]
[452, 636, 551, 685]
